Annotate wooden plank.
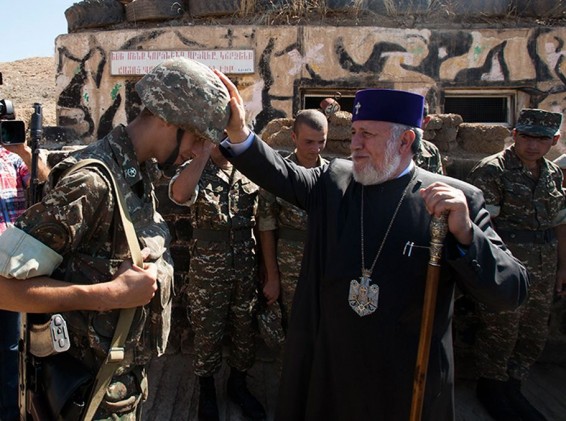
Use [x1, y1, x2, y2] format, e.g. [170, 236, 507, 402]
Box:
[143, 344, 566, 420]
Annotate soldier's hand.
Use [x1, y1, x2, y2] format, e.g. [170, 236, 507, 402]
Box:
[213, 69, 250, 143]
[105, 248, 158, 309]
[263, 275, 280, 306]
[191, 138, 214, 160]
[420, 182, 473, 246]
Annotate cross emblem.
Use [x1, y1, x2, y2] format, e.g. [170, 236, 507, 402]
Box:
[354, 102, 361, 115]
[125, 167, 137, 178]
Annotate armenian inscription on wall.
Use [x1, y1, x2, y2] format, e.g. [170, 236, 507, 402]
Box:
[110, 49, 255, 75]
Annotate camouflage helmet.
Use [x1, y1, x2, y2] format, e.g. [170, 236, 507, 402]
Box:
[135, 57, 231, 143]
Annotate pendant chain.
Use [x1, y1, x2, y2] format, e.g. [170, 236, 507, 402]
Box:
[360, 177, 413, 277]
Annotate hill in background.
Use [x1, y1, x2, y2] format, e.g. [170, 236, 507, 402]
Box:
[0, 57, 57, 129]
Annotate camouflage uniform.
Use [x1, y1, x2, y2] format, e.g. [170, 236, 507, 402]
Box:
[171, 159, 259, 377]
[468, 145, 566, 381]
[258, 152, 328, 327]
[16, 125, 174, 420]
[414, 139, 444, 174]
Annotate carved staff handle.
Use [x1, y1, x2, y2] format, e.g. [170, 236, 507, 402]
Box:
[409, 213, 449, 421]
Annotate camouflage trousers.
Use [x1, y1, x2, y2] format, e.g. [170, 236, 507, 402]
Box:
[474, 242, 557, 381]
[268, 242, 303, 373]
[277, 241, 303, 328]
[187, 264, 258, 377]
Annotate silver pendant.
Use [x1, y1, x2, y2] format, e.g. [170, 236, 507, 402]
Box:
[349, 275, 379, 317]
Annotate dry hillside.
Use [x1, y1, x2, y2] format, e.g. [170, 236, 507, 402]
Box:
[0, 57, 58, 128]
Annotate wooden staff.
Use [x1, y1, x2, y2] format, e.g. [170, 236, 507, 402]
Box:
[409, 213, 449, 421]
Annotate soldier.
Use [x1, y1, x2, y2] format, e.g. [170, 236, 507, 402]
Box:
[0, 57, 228, 419]
[258, 109, 328, 343]
[468, 108, 566, 420]
[169, 143, 265, 421]
[553, 153, 566, 187]
[414, 103, 444, 174]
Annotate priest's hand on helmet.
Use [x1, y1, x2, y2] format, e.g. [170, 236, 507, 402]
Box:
[214, 69, 251, 143]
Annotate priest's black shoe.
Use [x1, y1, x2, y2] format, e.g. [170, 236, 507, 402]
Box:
[198, 376, 220, 421]
[476, 377, 520, 421]
[227, 368, 266, 420]
[506, 378, 547, 421]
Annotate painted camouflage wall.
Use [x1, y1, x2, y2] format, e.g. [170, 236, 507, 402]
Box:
[53, 22, 566, 362]
[54, 25, 566, 142]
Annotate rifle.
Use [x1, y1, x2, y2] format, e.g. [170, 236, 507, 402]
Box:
[29, 103, 43, 205]
[19, 103, 62, 421]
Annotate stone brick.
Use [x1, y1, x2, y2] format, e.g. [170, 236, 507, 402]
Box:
[458, 123, 509, 155]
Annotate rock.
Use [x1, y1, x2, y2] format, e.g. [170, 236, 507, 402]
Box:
[458, 123, 510, 154]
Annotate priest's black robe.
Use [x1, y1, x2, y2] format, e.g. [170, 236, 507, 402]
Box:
[225, 136, 528, 421]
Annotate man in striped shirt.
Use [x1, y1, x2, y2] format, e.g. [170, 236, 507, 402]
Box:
[0, 141, 48, 421]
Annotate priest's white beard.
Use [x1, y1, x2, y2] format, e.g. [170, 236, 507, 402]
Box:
[353, 136, 401, 185]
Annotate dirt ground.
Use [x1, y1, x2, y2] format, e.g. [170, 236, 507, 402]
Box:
[0, 57, 58, 128]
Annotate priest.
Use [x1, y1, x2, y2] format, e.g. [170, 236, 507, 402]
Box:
[217, 72, 529, 421]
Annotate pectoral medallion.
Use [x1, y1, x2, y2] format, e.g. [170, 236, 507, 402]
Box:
[348, 271, 379, 317]
[351, 181, 411, 318]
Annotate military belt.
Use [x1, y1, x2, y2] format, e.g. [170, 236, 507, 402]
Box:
[192, 228, 253, 242]
[497, 228, 556, 245]
[278, 227, 307, 243]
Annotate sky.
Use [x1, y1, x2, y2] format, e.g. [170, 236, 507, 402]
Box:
[1, 0, 77, 62]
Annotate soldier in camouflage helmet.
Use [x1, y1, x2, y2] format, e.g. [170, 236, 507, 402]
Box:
[258, 109, 328, 361]
[0, 57, 226, 419]
[414, 103, 444, 174]
[169, 143, 265, 421]
[468, 108, 566, 420]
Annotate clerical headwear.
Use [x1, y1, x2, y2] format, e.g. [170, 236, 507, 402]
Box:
[352, 89, 424, 128]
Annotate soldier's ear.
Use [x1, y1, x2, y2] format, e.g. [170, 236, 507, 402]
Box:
[291, 131, 298, 146]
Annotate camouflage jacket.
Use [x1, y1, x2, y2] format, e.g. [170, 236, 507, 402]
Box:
[467, 145, 566, 232]
[414, 139, 444, 175]
[16, 125, 174, 374]
[258, 153, 328, 235]
[179, 158, 260, 268]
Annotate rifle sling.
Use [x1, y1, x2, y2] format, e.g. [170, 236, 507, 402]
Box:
[61, 159, 143, 421]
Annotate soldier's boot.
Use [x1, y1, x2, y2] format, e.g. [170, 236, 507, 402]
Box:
[476, 377, 520, 421]
[198, 376, 219, 421]
[227, 368, 266, 420]
[506, 378, 547, 421]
